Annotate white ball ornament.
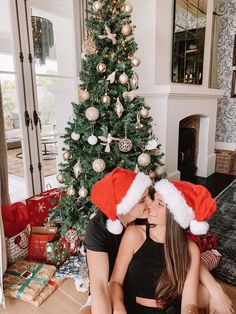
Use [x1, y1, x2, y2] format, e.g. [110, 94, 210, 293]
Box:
[78, 187, 88, 198]
[96, 63, 106, 73]
[137, 153, 151, 167]
[85, 107, 99, 121]
[131, 56, 141, 67]
[88, 135, 98, 145]
[93, 1, 103, 11]
[119, 73, 129, 84]
[121, 24, 132, 36]
[92, 158, 106, 172]
[145, 139, 158, 150]
[71, 132, 80, 141]
[65, 229, 78, 244]
[63, 150, 71, 160]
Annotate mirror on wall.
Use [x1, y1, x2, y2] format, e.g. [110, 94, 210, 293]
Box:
[172, 0, 207, 84]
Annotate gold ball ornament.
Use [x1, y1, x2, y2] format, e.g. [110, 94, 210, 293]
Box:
[56, 173, 64, 183]
[131, 56, 141, 67]
[79, 89, 90, 101]
[67, 186, 76, 196]
[119, 72, 129, 84]
[121, 24, 132, 36]
[102, 94, 110, 104]
[85, 107, 99, 121]
[93, 1, 103, 11]
[149, 171, 156, 179]
[137, 153, 151, 167]
[121, 2, 133, 14]
[78, 187, 88, 198]
[135, 121, 144, 130]
[140, 107, 149, 118]
[156, 165, 166, 175]
[96, 63, 106, 73]
[63, 150, 71, 160]
[119, 138, 133, 152]
[92, 158, 106, 172]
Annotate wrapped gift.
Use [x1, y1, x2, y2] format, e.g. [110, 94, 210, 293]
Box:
[200, 249, 222, 271]
[30, 276, 65, 306]
[46, 236, 71, 266]
[56, 255, 88, 280]
[3, 260, 56, 302]
[26, 188, 60, 226]
[186, 231, 217, 253]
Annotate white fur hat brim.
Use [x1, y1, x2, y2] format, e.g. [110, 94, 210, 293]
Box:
[116, 172, 152, 216]
[154, 179, 195, 230]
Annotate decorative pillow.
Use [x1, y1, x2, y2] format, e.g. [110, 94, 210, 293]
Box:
[200, 249, 222, 271]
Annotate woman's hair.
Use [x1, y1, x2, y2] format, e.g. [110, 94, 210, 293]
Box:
[155, 209, 190, 308]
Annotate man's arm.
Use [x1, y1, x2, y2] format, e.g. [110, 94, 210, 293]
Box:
[199, 263, 234, 314]
[87, 250, 112, 314]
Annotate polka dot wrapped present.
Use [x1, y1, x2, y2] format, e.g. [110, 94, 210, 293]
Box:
[3, 260, 56, 302]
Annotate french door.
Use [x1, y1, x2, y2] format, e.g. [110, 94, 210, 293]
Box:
[0, 0, 80, 202]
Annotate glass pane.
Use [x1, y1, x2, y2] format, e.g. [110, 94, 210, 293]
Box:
[0, 0, 28, 203]
[35, 76, 76, 189]
[31, 0, 76, 77]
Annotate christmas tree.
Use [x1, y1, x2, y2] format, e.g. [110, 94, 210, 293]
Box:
[51, 0, 165, 236]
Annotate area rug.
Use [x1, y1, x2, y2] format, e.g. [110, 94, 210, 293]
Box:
[209, 179, 236, 287]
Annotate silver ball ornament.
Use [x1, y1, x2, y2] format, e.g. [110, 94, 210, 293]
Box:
[121, 24, 132, 36]
[96, 63, 106, 73]
[140, 107, 149, 118]
[92, 158, 106, 172]
[71, 132, 80, 141]
[78, 187, 88, 198]
[119, 73, 129, 84]
[85, 107, 99, 121]
[93, 1, 103, 11]
[65, 228, 78, 243]
[102, 94, 110, 104]
[63, 150, 71, 160]
[88, 135, 98, 145]
[56, 173, 64, 183]
[67, 186, 76, 196]
[137, 153, 151, 167]
[131, 56, 141, 67]
[119, 138, 133, 152]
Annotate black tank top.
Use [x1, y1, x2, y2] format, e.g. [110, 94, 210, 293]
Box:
[123, 225, 181, 314]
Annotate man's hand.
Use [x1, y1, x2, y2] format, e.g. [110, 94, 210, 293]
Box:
[209, 284, 234, 314]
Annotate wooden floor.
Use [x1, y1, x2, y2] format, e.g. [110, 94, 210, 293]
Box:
[0, 278, 235, 313]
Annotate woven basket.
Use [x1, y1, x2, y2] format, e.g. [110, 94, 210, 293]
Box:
[215, 150, 236, 174]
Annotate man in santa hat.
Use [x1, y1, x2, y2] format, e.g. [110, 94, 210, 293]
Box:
[80, 168, 233, 314]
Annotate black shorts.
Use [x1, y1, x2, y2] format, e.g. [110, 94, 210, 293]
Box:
[133, 303, 180, 314]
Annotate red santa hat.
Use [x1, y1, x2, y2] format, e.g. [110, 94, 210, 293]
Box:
[91, 168, 152, 234]
[154, 179, 216, 235]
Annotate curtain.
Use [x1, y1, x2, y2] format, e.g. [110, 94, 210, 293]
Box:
[0, 82, 9, 307]
[209, 14, 219, 89]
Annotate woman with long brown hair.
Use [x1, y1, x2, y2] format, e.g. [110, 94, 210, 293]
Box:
[109, 179, 217, 314]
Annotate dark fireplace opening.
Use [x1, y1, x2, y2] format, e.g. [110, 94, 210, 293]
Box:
[178, 127, 197, 179]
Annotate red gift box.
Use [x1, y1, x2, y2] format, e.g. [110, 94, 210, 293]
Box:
[26, 189, 60, 227]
